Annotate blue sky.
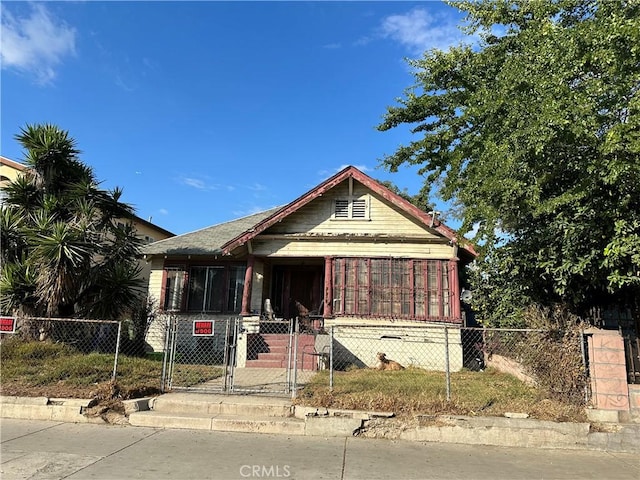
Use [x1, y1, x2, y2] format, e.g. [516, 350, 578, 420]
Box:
[1, 1, 471, 235]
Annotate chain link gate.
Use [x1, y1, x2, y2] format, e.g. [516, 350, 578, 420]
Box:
[161, 316, 311, 396]
[161, 315, 235, 393]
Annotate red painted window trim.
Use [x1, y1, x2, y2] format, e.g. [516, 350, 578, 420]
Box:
[331, 257, 458, 322]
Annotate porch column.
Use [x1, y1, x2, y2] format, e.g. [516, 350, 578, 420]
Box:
[449, 256, 461, 321]
[240, 254, 255, 316]
[324, 256, 333, 318]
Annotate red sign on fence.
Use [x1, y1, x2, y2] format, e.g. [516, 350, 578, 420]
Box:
[193, 320, 214, 336]
[0, 317, 16, 333]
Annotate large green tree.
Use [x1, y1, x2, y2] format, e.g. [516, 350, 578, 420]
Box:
[1, 124, 145, 320]
[378, 0, 640, 324]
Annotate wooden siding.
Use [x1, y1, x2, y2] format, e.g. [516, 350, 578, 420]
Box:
[148, 258, 166, 305]
[263, 181, 438, 237]
[250, 239, 455, 259]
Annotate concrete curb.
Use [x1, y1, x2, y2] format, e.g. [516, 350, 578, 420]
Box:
[0, 396, 107, 424]
[2, 395, 639, 452]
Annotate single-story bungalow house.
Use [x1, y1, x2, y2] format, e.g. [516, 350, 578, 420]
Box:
[142, 166, 476, 371]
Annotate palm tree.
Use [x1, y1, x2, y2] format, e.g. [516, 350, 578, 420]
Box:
[1, 124, 144, 320]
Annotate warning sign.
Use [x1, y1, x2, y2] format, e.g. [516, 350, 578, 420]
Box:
[193, 320, 214, 336]
[0, 316, 16, 333]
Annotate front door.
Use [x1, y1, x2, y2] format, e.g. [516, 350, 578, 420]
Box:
[272, 265, 323, 319]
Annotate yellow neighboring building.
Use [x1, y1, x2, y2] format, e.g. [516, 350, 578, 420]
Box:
[0, 155, 174, 284]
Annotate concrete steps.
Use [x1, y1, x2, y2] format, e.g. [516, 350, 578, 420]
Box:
[129, 411, 306, 435]
[128, 393, 306, 435]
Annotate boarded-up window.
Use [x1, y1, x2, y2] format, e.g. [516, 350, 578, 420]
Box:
[333, 258, 450, 320]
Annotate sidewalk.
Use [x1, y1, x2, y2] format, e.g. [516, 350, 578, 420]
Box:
[2, 393, 639, 453]
[2, 418, 639, 480]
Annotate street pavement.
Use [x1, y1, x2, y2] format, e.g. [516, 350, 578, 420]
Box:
[1, 418, 638, 480]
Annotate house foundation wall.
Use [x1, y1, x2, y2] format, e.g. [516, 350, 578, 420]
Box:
[325, 319, 463, 372]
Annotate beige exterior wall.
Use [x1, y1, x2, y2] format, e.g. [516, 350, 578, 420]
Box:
[266, 182, 438, 237]
[255, 180, 455, 260]
[0, 158, 26, 184]
[133, 222, 170, 243]
[251, 239, 453, 259]
[147, 258, 166, 305]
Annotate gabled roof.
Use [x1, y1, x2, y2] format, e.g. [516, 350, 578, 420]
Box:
[132, 216, 175, 239]
[220, 166, 476, 258]
[143, 166, 477, 259]
[142, 208, 281, 256]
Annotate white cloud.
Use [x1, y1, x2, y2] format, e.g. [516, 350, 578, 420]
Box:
[180, 177, 215, 191]
[159, 208, 169, 215]
[248, 183, 267, 192]
[1, 3, 76, 84]
[379, 8, 466, 54]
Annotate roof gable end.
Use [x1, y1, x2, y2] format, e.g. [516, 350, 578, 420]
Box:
[221, 166, 476, 257]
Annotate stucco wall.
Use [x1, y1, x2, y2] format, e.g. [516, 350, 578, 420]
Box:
[325, 321, 463, 372]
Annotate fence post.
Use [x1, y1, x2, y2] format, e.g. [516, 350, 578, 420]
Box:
[329, 325, 334, 391]
[166, 314, 178, 391]
[444, 326, 451, 402]
[292, 318, 299, 399]
[111, 321, 122, 382]
[223, 318, 231, 393]
[580, 328, 590, 405]
[160, 314, 172, 392]
[286, 318, 294, 393]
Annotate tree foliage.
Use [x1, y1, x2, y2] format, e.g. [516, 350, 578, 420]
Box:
[377, 180, 434, 213]
[1, 124, 145, 319]
[378, 0, 640, 323]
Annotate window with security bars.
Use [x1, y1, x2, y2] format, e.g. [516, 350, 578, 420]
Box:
[332, 197, 369, 220]
[332, 258, 450, 320]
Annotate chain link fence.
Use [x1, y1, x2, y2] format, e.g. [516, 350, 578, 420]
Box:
[1, 316, 123, 382]
[322, 324, 590, 406]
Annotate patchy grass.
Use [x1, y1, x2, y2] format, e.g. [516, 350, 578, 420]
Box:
[297, 367, 586, 423]
[0, 339, 222, 400]
[1, 339, 585, 423]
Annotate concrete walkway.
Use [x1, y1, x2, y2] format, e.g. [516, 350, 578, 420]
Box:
[200, 367, 316, 394]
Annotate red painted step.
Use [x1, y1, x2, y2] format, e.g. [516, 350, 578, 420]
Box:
[245, 333, 320, 370]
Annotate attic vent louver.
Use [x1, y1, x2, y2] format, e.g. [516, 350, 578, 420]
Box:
[334, 199, 349, 218]
[352, 199, 367, 218]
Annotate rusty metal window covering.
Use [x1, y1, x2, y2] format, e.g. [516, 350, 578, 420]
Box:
[332, 258, 450, 320]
